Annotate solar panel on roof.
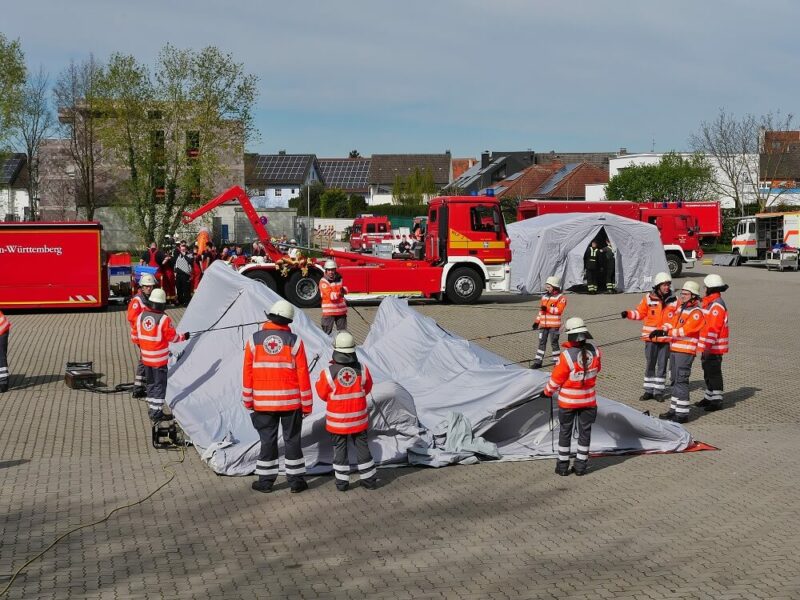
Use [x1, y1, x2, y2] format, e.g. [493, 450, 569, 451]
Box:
[318, 159, 370, 190]
[0, 155, 24, 185]
[538, 163, 580, 194]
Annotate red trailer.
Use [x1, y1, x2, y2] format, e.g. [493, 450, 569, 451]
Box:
[0, 222, 108, 310]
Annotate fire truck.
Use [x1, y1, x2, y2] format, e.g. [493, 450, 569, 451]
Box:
[516, 200, 704, 276]
[182, 186, 512, 305]
[0, 222, 109, 310]
[348, 215, 393, 252]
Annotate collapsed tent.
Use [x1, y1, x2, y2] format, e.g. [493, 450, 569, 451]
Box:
[167, 262, 691, 476]
[508, 212, 668, 294]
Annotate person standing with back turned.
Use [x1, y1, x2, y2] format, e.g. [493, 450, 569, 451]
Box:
[531, 276, 567, 369]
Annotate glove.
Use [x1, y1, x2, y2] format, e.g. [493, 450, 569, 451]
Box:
[540, 306, 547, 314]
[181, 332, 190, 341]
[532, 323, 539, 330]
[649, 329, 667, 340]
[148, 409, 165, 422]
[620, 311, 628, 319]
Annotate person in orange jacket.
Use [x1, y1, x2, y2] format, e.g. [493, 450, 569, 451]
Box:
[132, 289, 187, 422]
[319, 260, 348, 335]
[315, 331, 378, 491]
[650, 280, 706, 424]
[243, 300, 313, 494]
[621, 271, 676, 401]
[543, 317, 602, 476]
[127, 273, 157, 398]
[696, 274, 730, 412]
[532, 275, 567, 369]
[0, 309, 10, 393]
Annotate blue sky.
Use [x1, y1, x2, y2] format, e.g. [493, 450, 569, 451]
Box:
[6, 0, 800, 157]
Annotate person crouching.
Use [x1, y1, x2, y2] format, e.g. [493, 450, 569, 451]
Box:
[543, 317, 602, 476]
[314, 331, 378, 491]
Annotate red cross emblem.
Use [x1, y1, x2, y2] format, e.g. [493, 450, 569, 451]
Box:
[337, 367, 357, 387]
[263, 335, 284, 355]
[142, 316, 156, 331]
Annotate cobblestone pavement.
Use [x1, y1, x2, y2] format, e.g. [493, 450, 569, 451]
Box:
[1, 262, 798, 599]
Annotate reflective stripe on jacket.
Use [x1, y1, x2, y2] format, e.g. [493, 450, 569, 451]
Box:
[127, 293, 147, 341]
[544, 341, 602, 409]
[662, 301, 705, 354]
[626, 293, 676, 341]
[320, 277, 348, 317]
[535, 293, 567, 329]
[698, 294, 729, 355]
[242, 322, 312, 413]
[134, 310, 180, 367]
[0, 310, 9, 336]
[315, 362, 373, 434]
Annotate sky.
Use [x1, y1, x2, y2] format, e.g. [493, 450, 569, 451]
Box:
[6, 0, 800, 158]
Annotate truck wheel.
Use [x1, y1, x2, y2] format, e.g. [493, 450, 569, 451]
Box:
[666, 254, 682, 277]
[446, 267, 483, 304]
[245, 270, 277, 292]
[285, 270, 321, 308]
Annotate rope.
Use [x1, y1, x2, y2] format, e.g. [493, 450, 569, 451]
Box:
[467, 328, 533, 342]
[0, 444, 186, 597]
[186, 319, 264, 336]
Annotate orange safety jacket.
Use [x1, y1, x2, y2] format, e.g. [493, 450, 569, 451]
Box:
[0, 310, 9, 336]
[133, 310, 183, 367]
[535, 293, 567, 329]
[625, 293, 676, 341]
[127, 293, 148, 342]
[315, 361, 373, 435]
[320, 276, 348, 317]
[544, 341, 602, 410]
[698, 293, 729, 355]
[661, 300, 705, 355]
[242, 322, 313, 413]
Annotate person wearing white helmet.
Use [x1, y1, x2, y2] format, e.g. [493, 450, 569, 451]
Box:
[622, 272, 676, 401]
[649, 280, 706, 424]
[315, 331, 378, 491]
[243, 299, 312, 494]
[0, 309, 11, 393]
[319, 259, 349, 335]
[697, 273, 730, 412]
[531, 275, 567, 369]
[132, 288, 188, 422]
[542, 317, 602, 476]
[127, 273, 158, 398]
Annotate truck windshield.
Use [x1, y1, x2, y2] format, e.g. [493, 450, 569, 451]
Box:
[470, 205, 496, 232]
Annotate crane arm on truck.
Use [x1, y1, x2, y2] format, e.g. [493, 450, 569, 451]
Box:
[181, 186, 285, 263]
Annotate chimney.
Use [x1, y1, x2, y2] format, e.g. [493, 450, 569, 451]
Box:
[619, 147, 627, 156]
[481, 151, 491, 169]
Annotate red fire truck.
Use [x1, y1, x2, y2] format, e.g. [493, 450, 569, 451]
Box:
[0, 222, 109, 309]
[348, 215, 394, 252]
[516, 200, 706, 276]
[182, 186, 512, 305]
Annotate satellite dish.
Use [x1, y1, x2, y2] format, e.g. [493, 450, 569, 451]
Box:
[259, 216, 269, 225]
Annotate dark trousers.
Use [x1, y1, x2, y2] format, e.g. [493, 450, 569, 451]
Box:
[535, 327, 560, 364]
[0, 332, 8, 387]
[321, 315, 348, 335]
[585, 269, 598, 293]
[643, 341, 670, 395]
[669, 351, 694, 416]
[331, 430, 376, 488]
[557, 406, 597, 464]
[144, 364, 167, 412]
[176, 270, 192, 305]
[134, 355, 146, 391]
[701, 354, 724, 404]
[251, 410, 305, 484]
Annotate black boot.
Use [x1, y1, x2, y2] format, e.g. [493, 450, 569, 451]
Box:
[361, 477, 379, 490]
[335, 482, 349, 492]
[251, 478, 273, 493]
[0, 382, 8, 393]
[573, 460, 588, 476]
[658, 409, 676, 420]
[695, 398, 710, 408]
[639, 392, 654, 401]
[531, 361, 542, 369]
[290, 479, 309, 494]
[674, 413, 689, 424]
[554, 461, 571, 476]
[704, 401, 723, 412]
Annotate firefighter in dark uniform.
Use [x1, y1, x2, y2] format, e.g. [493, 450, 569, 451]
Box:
[601, 242, 617, 293]
[543, 317, 602, 476]
[243, 300, 313, 494]
[583, 240, 600, 294]
[0, 310, 10, 393]
[315, 332, 379, 491]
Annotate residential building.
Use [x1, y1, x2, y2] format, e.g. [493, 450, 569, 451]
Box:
[318, 157, 371, 197]
[0, 154, 30, 221]
[367, 153, 452, 205]
[489, 162, 608, 201]
[244, 152, 323, 203]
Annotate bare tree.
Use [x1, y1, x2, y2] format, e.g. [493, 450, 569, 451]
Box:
[690, 108, 794, 213]
[11, 66, 54, 218]
[53, 55, 105, 219]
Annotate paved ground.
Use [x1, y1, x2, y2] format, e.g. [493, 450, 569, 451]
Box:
[1, 262, 798, 599]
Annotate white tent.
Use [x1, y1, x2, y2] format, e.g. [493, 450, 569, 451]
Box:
[508, 212, 668, 294]
[166, 262, 692, 476]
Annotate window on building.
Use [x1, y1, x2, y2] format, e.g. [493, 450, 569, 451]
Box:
[275, 188, 282, 197]
[186, 130, 200, 160]
[151, 130, 165, 166]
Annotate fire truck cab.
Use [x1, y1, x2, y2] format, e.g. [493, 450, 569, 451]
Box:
[349, 215, 393, 252]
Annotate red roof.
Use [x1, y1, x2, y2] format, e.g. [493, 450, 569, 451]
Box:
[451, 157, 477, 180]
[492, 162, 608, 200]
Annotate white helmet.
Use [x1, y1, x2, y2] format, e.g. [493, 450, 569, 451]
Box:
[333, 331, 357, 354]
[324, 260, 337, 270]
[653, 272, 672, 287]
[290, 239, 297, 244]
[681, 280, 701, 296]
[545, 276, 561, 289]
[704, 273, 725, 289]
[149, 288, 167, 305]
[565, 317, 588, 335]
[268, 299, 295, 322]
[139, 273, 157, 287]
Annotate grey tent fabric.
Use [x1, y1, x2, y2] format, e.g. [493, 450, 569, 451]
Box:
[408, 412, 501, 467]
[167, 262, 692, 477]
[508, 212, 669, 294]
